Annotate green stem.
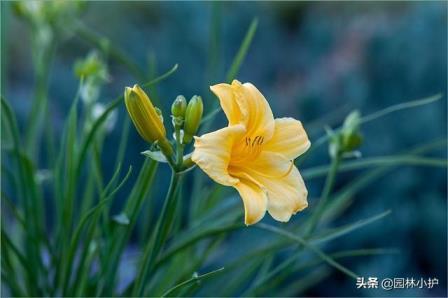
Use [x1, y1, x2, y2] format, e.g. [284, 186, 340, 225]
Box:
[305, 154, 341, 238]
[175, 128, 184, 167]
[25, 33, 53, 163]
[132, 171, 183, 296]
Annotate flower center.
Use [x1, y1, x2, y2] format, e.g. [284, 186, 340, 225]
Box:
[230, 134, 265, 164]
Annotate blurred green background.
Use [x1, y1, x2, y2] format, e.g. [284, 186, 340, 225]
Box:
[2, 1, 447, 297]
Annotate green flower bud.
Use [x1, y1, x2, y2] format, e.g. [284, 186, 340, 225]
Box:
[183, 95, 203, 144]
[124, 84, 166, 143]
[171, 95, 187, 118]
[341, 110, 362, 152]
[74, 51, 108, 81]
[328, 110, 363, 159]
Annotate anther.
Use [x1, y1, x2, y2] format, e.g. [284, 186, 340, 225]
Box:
[252, 136, 260, 146]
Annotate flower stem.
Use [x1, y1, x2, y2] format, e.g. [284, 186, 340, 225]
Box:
[132, 171, 182, 296]
[175, 129, 184, 168]
[305, 154, 341, 238]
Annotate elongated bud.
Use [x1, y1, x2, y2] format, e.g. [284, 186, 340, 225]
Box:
[328, 110, 363, 159]
[183, 95, 203, 144]
[341, 110, 362, 152]
[171, 95, 187, 118]
[124, 84, 166, 143]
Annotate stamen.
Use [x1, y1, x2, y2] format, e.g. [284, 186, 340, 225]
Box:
[252, 136, 259, 146]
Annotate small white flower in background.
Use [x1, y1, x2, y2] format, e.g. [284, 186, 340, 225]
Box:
[92, 103, 117, 133]
[36, 169, 52, 185]
[80, 80, 101, 104]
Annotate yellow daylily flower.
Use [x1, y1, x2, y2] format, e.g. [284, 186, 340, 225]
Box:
[192, 80, 311, 225]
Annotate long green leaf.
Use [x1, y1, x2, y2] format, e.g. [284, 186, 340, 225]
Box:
[248, 210, 391, 294]
[98, 159, 158, 296]
[156, 223, 243, 267]
[200, 18, 258, 125]
[298, 93, 443, 164]
[69, 165, 134, 296]
[360, 93, 443, 124]
[132, 173, 183, 296]
[311, 210, 391, 244]
[256, 224, 359, 279]
[161, 267, 224, 298]
[302, 155, 447, 180]
[225, 18, 258, 83]
[61, 165, 132, 294]
[1, 97, 43, 295]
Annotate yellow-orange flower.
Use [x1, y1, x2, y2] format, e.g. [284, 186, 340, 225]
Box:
[192, 80, 311, 225]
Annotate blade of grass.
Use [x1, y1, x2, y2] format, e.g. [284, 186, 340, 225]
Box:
[220, 259, 266, 297]
[311, 210, 391, 244]
[61, 165, 132, 295]
[2, 97, 43, 295]
[1, 228, 29, 276]
[225, 18, 258, 83]
[248, 210, 390, 294]
[200, 18, 258, 125]
[69, 166, 133, 296]
[298, 93, 443, 164]
[360, 93, 443, 124]
[259, 139, 443, 292]
[226, 139, 444, 295]
[321, 139, 447, 223]
[156, 222, 244, 268]
[302, 155, 447, 180]
[98, 159, 158, 296]
[278, 248, 399, 296]
[256, 223, 359, 279]
[132, 172, 183, 296]
[277, 268, 330, 297]
[161, 267, 224, 298]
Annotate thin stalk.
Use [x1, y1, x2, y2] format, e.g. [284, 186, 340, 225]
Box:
[132, 172, 183, 296]
[305, 155, 341, 238]
[175, 129, 184, 168]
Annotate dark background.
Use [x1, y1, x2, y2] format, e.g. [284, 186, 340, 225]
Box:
[3, 1, 447, 297]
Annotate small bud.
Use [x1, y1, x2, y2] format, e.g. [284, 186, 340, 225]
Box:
[124, 84, 166, 143]
[341, 110, 362, 152]
[327, 110, 363, 159]
[171, 95, 187, 118]
[183, 95, 203, 144]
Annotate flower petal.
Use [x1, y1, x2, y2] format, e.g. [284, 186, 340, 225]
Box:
[192, 124, 245, 186]
[230, 151, 293, 179]
[243, 164, 308, 222]
[264, 117, 311, 160]
[233, 177, 267, 225]
[232, 80, 275, 141]
[210, 83, 243, 125]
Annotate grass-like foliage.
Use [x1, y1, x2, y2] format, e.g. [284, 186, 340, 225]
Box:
[1, 2, 446, 297]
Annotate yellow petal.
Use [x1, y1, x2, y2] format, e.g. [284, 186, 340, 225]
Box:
[247, 164, 308, 222]
[192, 124, 245, 186]
[210, 83, 242, 125]
[264, 117, 311, 160]
[230, 151, 293, 179]
[232, 81, 275, 140]
[233, 176, 267, 225]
